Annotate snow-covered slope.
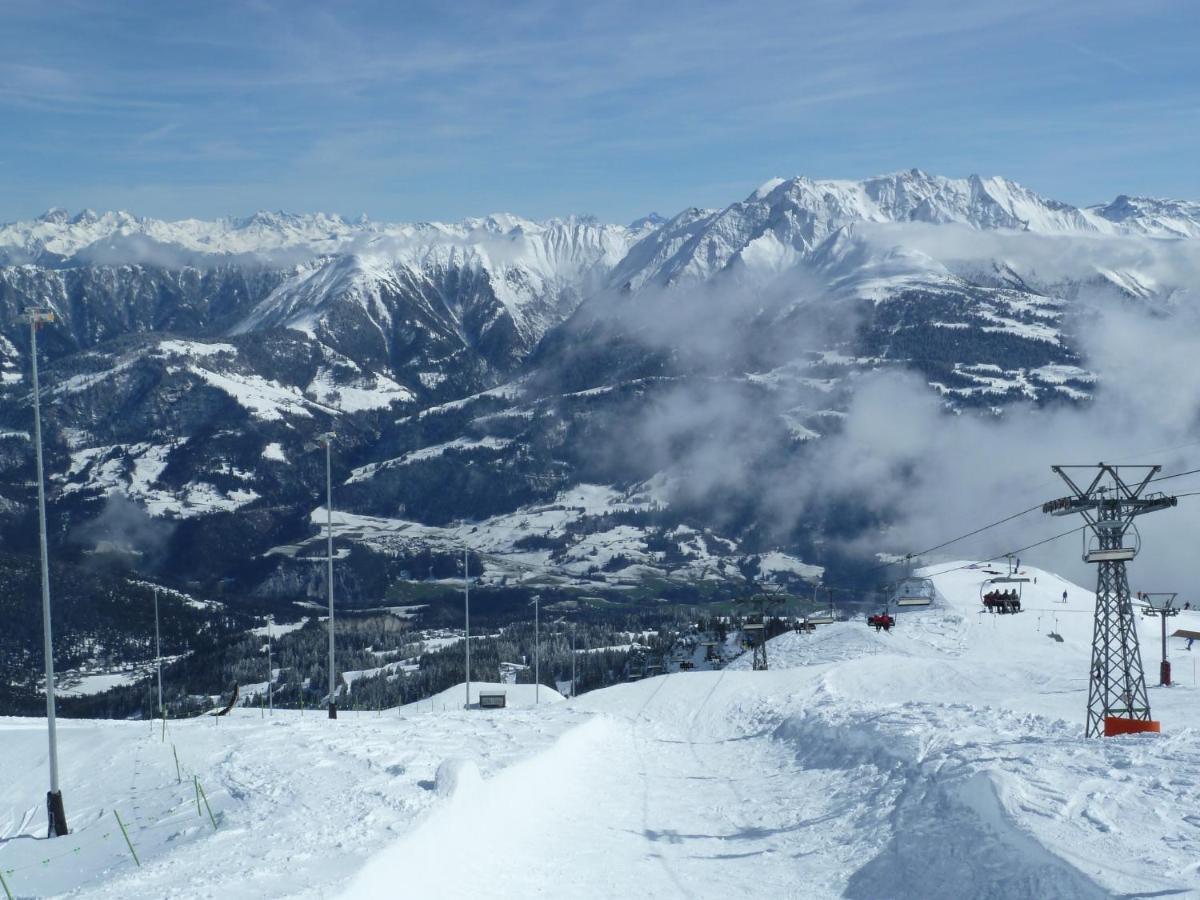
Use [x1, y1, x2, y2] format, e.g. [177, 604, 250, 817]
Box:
[4, 562, 1198, 898]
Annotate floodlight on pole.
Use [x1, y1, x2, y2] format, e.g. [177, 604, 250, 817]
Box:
[20, 306, 68, 837]
[318, 432, 338, 720]
[154, 588, 163, 734]
[554, 612, 578, 698]
[531, 594, 540, 704]
[266, 614, 274, 714]
[464, 546, 471, 709]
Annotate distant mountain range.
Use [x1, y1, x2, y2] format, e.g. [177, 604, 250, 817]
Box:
[0, 169, 1196, 620]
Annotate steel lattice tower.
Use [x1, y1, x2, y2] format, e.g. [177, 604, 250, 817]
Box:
[752, 635, 769, 672]
[737, 589, 784, 672]
[1043, 464, 1177, 737]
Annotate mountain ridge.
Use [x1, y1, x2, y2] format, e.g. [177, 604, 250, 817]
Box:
[0, 167, 1195, 625]
[6, 168, 1199, 268]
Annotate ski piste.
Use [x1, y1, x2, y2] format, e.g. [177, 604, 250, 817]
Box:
[2, 563, 1197, 898]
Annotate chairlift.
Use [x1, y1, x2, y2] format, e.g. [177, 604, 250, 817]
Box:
[893, 576, 935, 608]
[867, 612, 895, 632]
[980, 574, 1028, 615]
[742, 622, 766, 647]
[1082, 524, 1139, 564]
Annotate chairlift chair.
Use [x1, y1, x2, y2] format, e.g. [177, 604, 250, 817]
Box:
[1082, 522, 1139, 564]
[980, 574, 1029, 615]
[867, 612, 895, 632]
[893, 576, 935, 608]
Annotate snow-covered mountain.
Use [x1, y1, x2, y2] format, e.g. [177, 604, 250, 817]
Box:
[1088, 194, 1200, 238]
[229, 216, 638, 374]
[0, 170, 1197, 622]
[606, 169, 1200, 293]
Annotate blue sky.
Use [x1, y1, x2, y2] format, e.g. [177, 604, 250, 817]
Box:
[0, 0, 1196, 224]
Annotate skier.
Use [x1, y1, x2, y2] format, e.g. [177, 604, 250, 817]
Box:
[1062, 590, 1068, 604]
[1188, 638, 1194, 651]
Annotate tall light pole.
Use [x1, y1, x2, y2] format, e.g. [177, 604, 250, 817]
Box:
[266, 614, 274, 714]
[153, 587, 163, 729]
[22, 306, 68, 837]
[319, 432, 338, 719]
[532, 594, 540, 704]
[463, 546, 471, 709]
[554, 615, 577, 698]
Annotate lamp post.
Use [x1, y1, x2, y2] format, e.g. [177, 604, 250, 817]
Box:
[463, 546, 471, 709]
[266, 614, 274, 714]
[21, 306, 68, 837]
[553, 614, 577, 698]
[154, 587, 163, 731]
[532, 594, 540, 704]
[319, 432, 337, 719]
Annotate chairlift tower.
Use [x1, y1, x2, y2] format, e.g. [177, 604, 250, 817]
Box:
[1043, 464, 1177, 737]
[736, 590, 784, 671]
[1139, 592, 1180, 687]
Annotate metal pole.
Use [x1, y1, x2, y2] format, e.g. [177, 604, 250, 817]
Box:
[154, 588, 163, 734]
[571, 625, 576, 698]
[535, 595, 540, 705]
[28, 312, 67, 837]
[325, 436, 337, 719]
[464, 546, 470, 709]
[267, 615, 273, 714]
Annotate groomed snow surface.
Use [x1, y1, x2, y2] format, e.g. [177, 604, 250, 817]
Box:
[4, 564, 1200, 898]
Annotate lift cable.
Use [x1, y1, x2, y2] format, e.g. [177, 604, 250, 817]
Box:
[871, 503, 1045, 571]
[1149, 466, 1200, 485]
[873, 461, 1200, 577]
[918, 524, 1090, 582]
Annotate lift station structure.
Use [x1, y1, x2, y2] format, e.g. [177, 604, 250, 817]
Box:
[1043, 463, 1177, 737]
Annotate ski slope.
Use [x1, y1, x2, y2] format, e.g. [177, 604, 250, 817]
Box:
[3, 564, 1200, 898]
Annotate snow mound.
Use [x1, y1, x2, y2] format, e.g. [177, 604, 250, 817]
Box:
[434, 758, 482, 799]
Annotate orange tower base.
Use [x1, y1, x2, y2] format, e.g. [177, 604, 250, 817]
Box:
[1103, 717, 1161, 737]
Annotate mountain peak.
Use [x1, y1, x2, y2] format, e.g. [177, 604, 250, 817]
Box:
[628, 212, 666, 231]
[36, 207, 71, 224]
[1089, 193, 1200, 237]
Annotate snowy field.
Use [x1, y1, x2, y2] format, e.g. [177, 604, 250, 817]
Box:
[3, 564, 1200, 898]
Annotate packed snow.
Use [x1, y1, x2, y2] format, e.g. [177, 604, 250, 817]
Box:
[3, 563, 1200, 897]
